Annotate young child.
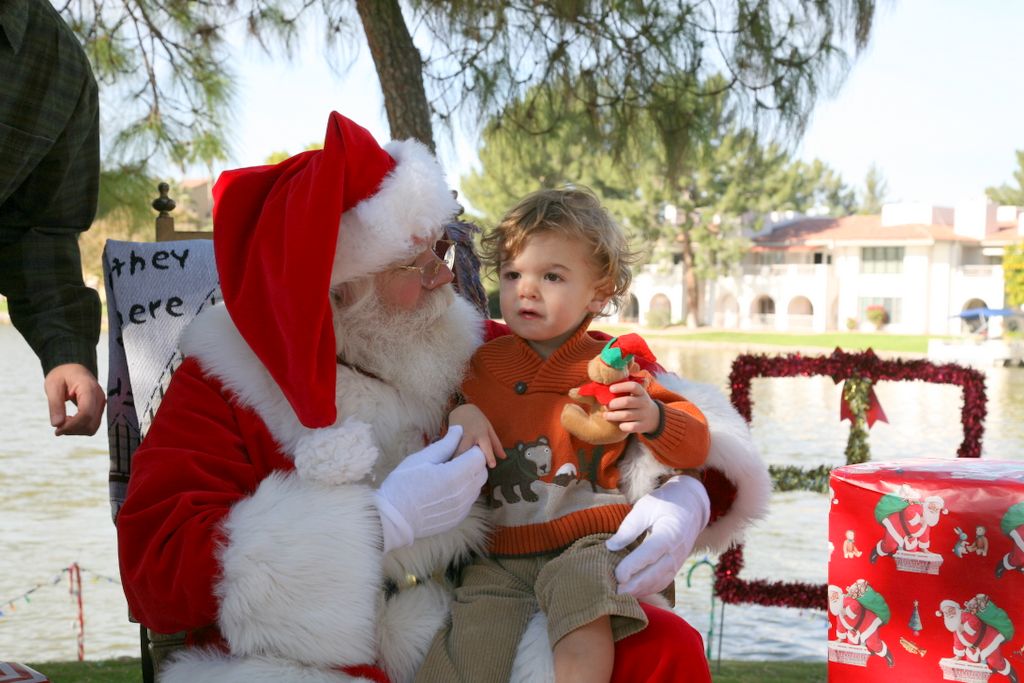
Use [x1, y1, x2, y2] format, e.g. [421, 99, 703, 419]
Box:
[416, 187, 711, 682]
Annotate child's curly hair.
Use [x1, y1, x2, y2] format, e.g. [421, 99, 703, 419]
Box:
[479, 186, 640, 313]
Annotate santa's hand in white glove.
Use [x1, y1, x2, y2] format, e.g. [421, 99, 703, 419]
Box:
[375, 426, 487, 553]
[606, 475, 710, 598]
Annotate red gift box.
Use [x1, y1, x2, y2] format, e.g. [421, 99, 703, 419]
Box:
[828, 459, 1024, 683]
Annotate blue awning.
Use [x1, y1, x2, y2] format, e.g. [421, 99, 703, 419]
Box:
[953, 307, 1021, 318]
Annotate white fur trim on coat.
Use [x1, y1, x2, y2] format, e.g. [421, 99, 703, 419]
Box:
[182, 304, 378, 464]
[331, 139, 461, 285]
[377, 580, 451, 683]
[382, 502, 490, 586]
[181, 304, 307, 452]
[510, 611, 555, 683]
[215, 471, 384, 666]
[619, 375, 771, 554]
[162, 649, 374, 683]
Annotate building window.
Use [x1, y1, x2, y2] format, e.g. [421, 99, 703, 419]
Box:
[858, 297, 902, 324]
[812, 252, 832, 265]
[754, 251, 785, 265]
[860, 246, 904, 273]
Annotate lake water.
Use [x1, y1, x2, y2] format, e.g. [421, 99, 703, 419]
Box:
[1, 324, 1022, 663]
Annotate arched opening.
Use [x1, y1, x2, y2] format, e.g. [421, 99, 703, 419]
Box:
[620, 293, 639, 323]
[787, 296, 814, 331]
[960, 298, 988, 333]
[751, 295, 775, 328]
[715, 293, 739, 328]
[647, 293, 672, 328]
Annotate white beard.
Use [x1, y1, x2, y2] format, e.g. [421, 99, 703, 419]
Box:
[332, 285, 483, 479]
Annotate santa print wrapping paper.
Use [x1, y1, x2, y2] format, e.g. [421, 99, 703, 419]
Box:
[828, 459, 1024, 683]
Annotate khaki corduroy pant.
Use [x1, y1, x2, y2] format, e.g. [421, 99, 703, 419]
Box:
[415, 533, 648, 682]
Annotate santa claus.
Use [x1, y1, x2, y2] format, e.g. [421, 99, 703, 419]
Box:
[830, 579, 895, 667]
[937, 595, 1018, 682]
[996, 501, 1024, 578]
[870, 487, 946, 563]
[116, 113, 768, 682]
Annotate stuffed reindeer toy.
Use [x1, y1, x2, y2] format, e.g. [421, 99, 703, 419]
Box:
[560, 334, 656, 444]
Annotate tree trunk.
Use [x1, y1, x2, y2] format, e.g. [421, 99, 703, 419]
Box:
[680, 228, 700, 328]
[354, 0, 435, 151]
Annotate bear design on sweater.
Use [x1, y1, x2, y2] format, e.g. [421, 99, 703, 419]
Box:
[487, 437, 553, 507]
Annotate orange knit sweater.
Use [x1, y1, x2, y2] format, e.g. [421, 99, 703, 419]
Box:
[463, 324, 710, 556]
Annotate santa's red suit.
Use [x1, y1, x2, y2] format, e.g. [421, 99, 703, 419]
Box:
[998, 502, 1024, 576]
[116, 113, 769, 683]
[1005, 529, 1024, 573]
[874, 495, 944, 560]
[954, 612, 1013, 675]
[879, 502, 929, 554]
[836, 596, 889, 661]
[936, 600, 1017, 682]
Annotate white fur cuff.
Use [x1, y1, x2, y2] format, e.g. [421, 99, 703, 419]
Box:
[216, 472, 384, 667]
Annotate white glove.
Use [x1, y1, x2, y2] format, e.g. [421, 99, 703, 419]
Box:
[606, 475, 711, 598]
[374, 426, 487, 553]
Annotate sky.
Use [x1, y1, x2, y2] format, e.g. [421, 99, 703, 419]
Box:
[209, 0, 1024, 207]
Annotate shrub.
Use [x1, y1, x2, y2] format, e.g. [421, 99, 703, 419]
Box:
[845, 317, 858, 331]
[865, 305, 888, 327]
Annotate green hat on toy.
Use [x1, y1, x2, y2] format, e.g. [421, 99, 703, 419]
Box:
[599, 334, 656, 370]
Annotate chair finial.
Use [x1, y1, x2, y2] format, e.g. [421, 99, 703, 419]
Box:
[152, 182, 176, 216]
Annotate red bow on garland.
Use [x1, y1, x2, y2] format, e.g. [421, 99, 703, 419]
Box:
[839, 381, 888, 428]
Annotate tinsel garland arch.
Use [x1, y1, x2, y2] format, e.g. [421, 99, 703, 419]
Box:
[714, 347, 987, 610]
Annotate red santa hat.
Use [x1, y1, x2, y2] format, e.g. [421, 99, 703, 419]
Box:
[211, 112, 460, 428]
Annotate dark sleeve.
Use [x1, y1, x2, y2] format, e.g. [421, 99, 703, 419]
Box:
[0, 228, 100, 376]
[0, 32, 101, 376]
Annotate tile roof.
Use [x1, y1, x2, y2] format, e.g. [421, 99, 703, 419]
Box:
[753, 214, 979, 248]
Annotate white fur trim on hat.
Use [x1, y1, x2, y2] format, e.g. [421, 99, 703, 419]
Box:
[292, 418, 380, 485]
[331, 138, 460, 285]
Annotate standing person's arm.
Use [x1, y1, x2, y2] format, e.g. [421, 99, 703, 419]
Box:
[0, 0, 103, 435]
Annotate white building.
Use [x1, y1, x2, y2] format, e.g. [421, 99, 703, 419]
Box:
[627, 200, 1023, 335]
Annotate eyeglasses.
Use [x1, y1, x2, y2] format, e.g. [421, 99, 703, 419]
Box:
[393, 239, 456, 287]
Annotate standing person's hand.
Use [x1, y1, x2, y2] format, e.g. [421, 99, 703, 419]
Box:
[375, 426, 487, 553]
[44, 363, 105, 436]
[606, 475, 710, 597]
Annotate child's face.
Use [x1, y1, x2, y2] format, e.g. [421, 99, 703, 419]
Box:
[499, 232, 609, 358]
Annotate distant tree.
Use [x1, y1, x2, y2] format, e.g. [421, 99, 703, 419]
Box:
[58, 0, 877, 217]
[264, 151, 292, 165]
[986, 150, 1024, 206]
[858, 163, 888, 215]
[760, 156, 857, 216]
[463, 79, 854, 326]
[1004, 242, 1024, 308]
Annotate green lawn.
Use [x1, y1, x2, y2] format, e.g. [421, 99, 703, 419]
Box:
[711, 659, 826, 682]
[25, 659, 139, 683]
[601, 325, 939, 354]
[27, 658, 825, 682]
